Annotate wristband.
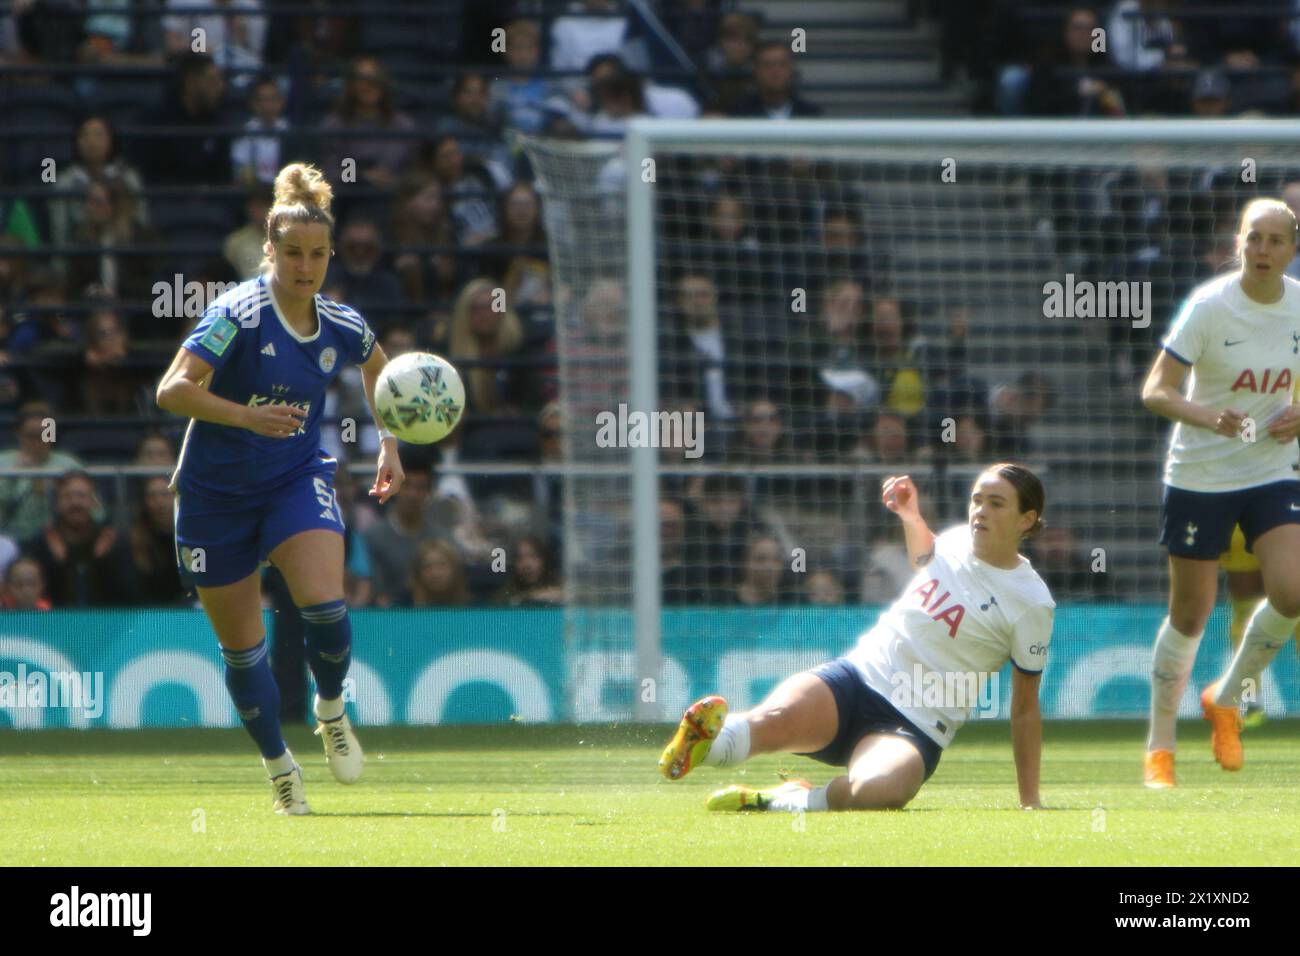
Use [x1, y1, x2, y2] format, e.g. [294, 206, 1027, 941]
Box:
[378, 427, 395, 442]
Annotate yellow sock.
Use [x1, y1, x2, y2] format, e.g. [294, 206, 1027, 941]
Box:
[1229, 598, 1263, 653]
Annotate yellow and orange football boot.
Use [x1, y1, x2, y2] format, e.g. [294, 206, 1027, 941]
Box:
[706, 778, 812, 812]
[658, 695, 728, 780]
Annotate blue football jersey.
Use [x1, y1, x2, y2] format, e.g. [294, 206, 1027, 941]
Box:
[171, 274, 376, 498]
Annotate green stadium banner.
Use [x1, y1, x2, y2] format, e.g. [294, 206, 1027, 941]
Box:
[0, 607, 1296, 728]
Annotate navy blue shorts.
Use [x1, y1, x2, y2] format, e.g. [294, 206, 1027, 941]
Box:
[797, 658, 943, 780]
[175, 465, 344, 588]
[1159, 480, 1300, 560]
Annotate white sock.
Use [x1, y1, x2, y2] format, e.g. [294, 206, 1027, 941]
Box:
[1147, 617, 1201, 752]
[701, 714, 751, 767]
[1214, 600, 1297, 707]
[264, 749, 295, 778]
[768, 784, 829, 813]
[315, 695, 344, 721]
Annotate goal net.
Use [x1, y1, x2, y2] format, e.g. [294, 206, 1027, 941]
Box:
[523, 121, 1300, 722]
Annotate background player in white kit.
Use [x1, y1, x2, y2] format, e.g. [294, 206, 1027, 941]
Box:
[1141, 198, 1300, 788]
[659, 463, 1055, 812]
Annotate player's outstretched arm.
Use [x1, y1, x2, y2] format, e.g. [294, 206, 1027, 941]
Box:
[360, 345, 404, 504]
[157, 346, 307, 437]
[1141, 349, 1243, 437]
[1010, 667, 1043, 810]
[882, 474, 936, 569]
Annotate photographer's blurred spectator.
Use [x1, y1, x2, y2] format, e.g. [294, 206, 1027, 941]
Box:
[731, 532, 796, 606]
[693, 193, 763, 311]
[808, 371, 877, 459]
[493, 18, 555, 135]
[448, 278, 530, 416]
[23, 470, 135, 607]
[1026, 524, 1116, 599]
[662, 0, 721, 67]
[391, 175, 465, 308]
[728, 41, 822, 118]
[64, 177, 158, 301]
[333, 466, 374, 606]
[0, 402, 83, 543]
[793, 278, 873, 413]
[685, 473, 761, 603]
[1, 555, 50, 610]
[989, 371, 1054, 457]
[661, 272, 742, 421]
[130, 475, 186, 605]
[854, 410, 911, 465]
[1105, 0, 1181, 72]
[728, 398, 792, 464]
[1024, 8, 1125, 117]
[865, 296, 925, 420]
[434, 72, 512, 186]
[404, 539, 468, 607]
[494, 534, 563, 606]
[223, 185, 272, 279]
[804, 568, 845, 606]
[1190, 70, 1231, 117]
[164, 0, 267, 82]
[136, 53, 233, 185]
[704, 12, 759, 113]
[661, 496, 703, 604]
[321, 56, 418, 189]
[134, 432, 176, 469]
[578, 55, 698, 137]
[363, 463, 456, 607]
[479, 182, 551, 315]
[323, 217, 402, 321]
[80, 306, 147, 413]
[50, 116, 150, 253]
[426, 134, 500, 246]
[231, 75, 289, 185]
[549, 0, 629, 73]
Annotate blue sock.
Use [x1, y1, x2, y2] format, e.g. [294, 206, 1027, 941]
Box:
[222, 640, 286, 759]
[300, 599, 351, 703]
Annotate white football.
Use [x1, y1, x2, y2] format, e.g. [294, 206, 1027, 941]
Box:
[373, 351, 465, 444]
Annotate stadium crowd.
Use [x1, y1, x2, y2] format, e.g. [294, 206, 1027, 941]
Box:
[0, 1, 1290, 611]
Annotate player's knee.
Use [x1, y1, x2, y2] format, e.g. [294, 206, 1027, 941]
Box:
[1265, 591, 1300, 619]
[1168, 607, 1210, 637]
[296, 593, 346, 614]
[845, 773, 917, 811]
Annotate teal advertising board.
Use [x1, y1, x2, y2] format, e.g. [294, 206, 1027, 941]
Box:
[0, 606, 1296, 728]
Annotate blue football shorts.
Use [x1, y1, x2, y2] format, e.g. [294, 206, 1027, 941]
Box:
[174, 465, 344, 588]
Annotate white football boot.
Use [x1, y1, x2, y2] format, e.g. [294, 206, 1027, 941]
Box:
[271, 764, 311, 816]
[314, 696, 364, 785]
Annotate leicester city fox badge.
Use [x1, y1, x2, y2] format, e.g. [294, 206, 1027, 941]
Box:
[318, 346, 337, 373]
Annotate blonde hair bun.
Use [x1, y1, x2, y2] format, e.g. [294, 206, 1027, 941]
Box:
[273, 163, 333, 215]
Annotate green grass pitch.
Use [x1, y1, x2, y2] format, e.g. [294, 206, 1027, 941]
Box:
[2, 720, 1298, 866]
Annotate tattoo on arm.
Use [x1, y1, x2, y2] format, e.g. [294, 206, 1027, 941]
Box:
[915, 551, 933, 568]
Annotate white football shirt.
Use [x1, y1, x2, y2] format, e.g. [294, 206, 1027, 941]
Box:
[1161, 272, 1300, 492]
[846, 525, 1055, 748]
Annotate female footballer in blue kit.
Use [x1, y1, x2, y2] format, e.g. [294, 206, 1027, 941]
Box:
[157, 163, 404, 814]
[1141, 197, 1300, 788]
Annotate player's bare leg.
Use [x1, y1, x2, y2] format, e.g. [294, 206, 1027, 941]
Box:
[1145, 556, 1216, 788]
[661, 670, 840, 782]
[271, 529, 364, 784]
[1225, 571, 1266, 728]
[1207, 525, 1300, 770]
[199, 572, 308, 813]
[827, 733, 926, 810]
[745, 671, 840, 756]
